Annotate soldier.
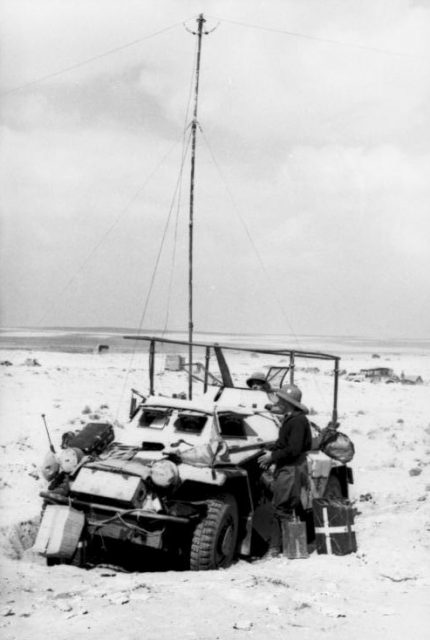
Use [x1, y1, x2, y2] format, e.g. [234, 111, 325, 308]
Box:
[258, 384, 312, 556]
[246, 371, 271, 392]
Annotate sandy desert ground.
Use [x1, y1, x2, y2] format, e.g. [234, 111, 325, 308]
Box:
[0, 339, 429, 640]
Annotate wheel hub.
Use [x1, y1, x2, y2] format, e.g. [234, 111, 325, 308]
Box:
[220, 523, 234, 557]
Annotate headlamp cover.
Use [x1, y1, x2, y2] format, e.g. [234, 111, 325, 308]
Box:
[150, 459, 179, 488]
[57, 447, 82, 474]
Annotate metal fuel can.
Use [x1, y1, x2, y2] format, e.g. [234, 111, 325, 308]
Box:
[281, 516, 309, 559]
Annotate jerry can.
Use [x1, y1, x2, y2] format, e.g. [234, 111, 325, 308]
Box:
[281, 515, 309, 559]
[313, 498, 357, 555]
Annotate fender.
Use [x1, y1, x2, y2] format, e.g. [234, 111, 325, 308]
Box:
[178, 463, 227, 486]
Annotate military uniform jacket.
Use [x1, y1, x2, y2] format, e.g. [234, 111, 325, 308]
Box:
[270, 412, 312, 470]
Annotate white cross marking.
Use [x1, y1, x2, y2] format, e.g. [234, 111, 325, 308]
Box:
[314, 507, 355, 554]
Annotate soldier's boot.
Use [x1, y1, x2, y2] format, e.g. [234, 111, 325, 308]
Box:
[264, 516, 282, 557]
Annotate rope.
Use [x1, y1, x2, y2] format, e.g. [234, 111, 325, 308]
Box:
[114, 129, 193, 420]
[199, 127, 300, 347]
[162, 38, 200, 335]
[115, 34, 198, 418]
[161, 158, 184, 334]
[88, 511, 166, 536]
[135, 129, 193, 336]
[5, 14, 421, 100]
[2, 22, 184, 96]
[209, 16, 424, 60]
[199, 128, 333, 414]
[36, 139, 182, 328]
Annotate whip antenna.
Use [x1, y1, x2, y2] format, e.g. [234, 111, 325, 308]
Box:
[41, 413, 56, 453]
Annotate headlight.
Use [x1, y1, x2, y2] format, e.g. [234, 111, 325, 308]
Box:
[41, 451, 60, 481]
[150, 459, 179, 488]
[57, 447, 83, 474]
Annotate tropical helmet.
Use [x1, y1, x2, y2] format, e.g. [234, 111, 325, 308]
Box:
[246, 371, 268, 388]
[275, 384, 308, 413]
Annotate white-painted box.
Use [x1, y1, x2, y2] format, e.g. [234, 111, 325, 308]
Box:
[33, 505, 85, 559]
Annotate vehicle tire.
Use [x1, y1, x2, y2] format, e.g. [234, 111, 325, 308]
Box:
[69, 539, 86, 567]
[189, 495, 239, 570]
[323, 474, 343, 499]
[46, 557, 60, 566]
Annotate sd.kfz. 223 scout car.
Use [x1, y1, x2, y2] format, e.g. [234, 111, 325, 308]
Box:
[36, 336, 354, 570]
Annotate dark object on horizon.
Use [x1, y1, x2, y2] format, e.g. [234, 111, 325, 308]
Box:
[360, 366, 394, 377]
[165, 354, 185, 371]
[299, 366, 320, 374]
[0, 360, 12, 366]
[401, 374, 424, 385]
[371, 353, 380, 359]
[97, 344, 109, 354]
[360, 367, 399, 383]
[313, 498, 357, 555]
[24, 358, 41, 367]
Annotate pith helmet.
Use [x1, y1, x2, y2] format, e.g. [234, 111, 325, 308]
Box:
[276, 384, 308, 413]
[246, 371, 267, 388]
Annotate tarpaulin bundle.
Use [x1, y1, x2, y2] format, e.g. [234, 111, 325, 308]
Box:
[319, 426, 355, 464]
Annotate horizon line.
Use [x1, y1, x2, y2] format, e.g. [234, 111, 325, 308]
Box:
[0, 325, 429, 342]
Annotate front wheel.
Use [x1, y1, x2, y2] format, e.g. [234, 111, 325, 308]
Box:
[189, 495, 239, 570]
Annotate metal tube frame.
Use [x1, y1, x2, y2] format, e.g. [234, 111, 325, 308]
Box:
[125, 334, 341, 419]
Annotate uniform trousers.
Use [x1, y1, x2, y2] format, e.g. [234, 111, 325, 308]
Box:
[268, 459, 309, 552]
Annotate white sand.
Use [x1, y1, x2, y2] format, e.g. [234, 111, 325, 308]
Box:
[0, 344, 429, 639]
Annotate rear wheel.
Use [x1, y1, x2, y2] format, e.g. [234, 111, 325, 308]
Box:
[69, 539, 86, 567]
[189, 495, 238, 570]
[323, 474, 343, 499]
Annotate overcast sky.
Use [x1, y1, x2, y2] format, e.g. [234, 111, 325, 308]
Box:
[1, 0, 429, 339]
